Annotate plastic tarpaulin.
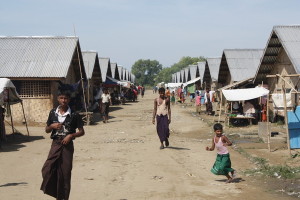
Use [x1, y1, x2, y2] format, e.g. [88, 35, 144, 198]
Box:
[183, 77, 201, 87]
[106, 76, 130, 88]
[222, 87, 269, 101]
[0, 78, 21, 106]
[165, 83, 182, 92]
[272, 93, 293, 108]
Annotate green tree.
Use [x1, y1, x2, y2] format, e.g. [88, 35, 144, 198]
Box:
[131, 59, 162, 86]
[155, 56, 206, 84]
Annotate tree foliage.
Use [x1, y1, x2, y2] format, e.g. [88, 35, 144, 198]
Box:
[131, 59, 162, 86]
[155, 56, 206, 84]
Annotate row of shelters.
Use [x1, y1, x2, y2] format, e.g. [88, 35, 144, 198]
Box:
[171, 25, 300, 150]
[0, 36, 135, 124]
[172, 25, 300, 97]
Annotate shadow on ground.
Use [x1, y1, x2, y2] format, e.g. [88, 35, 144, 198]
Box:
[166, 146, 190, 150]
[0, 133, 44, 152]
[0, 182, 28, 187]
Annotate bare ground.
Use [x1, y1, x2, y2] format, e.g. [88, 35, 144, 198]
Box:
[0, 90, 299, 199]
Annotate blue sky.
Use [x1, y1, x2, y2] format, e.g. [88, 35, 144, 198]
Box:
[1, 0, 300, 70]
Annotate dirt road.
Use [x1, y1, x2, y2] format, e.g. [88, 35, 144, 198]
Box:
[0, 91, 293, 199]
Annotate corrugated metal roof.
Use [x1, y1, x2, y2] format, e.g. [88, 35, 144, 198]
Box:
[176, 72, 181, 83]
[254, 25, 300, 84]
[117, 65, 123, 80]
[99, 57, 110, 82]
[219, 49, 263, 83]
[197, 61, 206, 83]
[184, 67, 190, 82]
[0, 36, 82, 78]
[123, 68, 127, 81]
[206, 58, 221, 81]
[189, 65, 198, 80]
[110, 62, 118, 79]
[180, 69, 185, 83]
[82, 51, 98, 79]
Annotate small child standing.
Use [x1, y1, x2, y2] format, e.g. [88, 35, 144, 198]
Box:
[170, 91, 176, 105]
[206, 123, 235, 183]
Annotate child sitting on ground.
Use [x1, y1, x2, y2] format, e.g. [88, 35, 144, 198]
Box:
[206, 123, 235, 183]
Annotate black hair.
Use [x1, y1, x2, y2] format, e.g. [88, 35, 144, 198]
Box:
[158, 87, 165, 93]
[213, 123, 223, 131]
[57, 90, 71, 98]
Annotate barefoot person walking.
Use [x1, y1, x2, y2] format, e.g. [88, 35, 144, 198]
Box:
[152, 87, 171, 149]
[206, 123, 235, 183]
[41, 90, 85, 200]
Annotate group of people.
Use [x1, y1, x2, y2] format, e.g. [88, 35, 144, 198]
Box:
[228, 99, 263, 125]
[41, 86, 235, 200]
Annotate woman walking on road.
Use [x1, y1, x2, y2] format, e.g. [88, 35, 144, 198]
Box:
[152, 87, 171, 149]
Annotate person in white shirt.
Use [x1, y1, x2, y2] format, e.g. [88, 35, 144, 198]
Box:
[100, 88, 112, 123]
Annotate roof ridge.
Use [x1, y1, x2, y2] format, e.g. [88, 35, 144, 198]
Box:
[0, 36, 78, 39]
[274, 25, 300, 28]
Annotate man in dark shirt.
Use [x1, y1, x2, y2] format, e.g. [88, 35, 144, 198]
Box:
[41, 90, 85, 200]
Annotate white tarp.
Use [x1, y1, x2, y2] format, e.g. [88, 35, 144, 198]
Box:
[165, 83, 182, 92]
[271, 93, 293, 108]
[165, 83, 182, 88]
[106, 76, 130, 88]
[183, 77, 201, 86]
[0, 78, 21, 106]
[222, 87, 269, 101]
[118, 81, 130, 88]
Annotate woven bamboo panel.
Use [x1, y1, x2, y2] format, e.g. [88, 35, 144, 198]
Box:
[10, 98, 52, 125]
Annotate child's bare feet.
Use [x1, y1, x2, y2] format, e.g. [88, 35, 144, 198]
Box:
[226, 178, 233, 183]
[231, 170, 237, 179]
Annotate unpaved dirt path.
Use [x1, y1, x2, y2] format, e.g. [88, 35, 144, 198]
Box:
[0, 91, 293, 199]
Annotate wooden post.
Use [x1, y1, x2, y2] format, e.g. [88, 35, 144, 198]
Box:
[282, 81, 291, 155]
[266, 94, 271, 152]
[21, 101, 29, 136]
[7, 89, 14, 134]
[218, 90, 223, 123]
[74, 26, 88, 123]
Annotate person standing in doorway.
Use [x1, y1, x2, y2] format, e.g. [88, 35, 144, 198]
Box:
[101, 88, 112, 123]
[152, 87, 171, 149]
[41, 90, 85, 200]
